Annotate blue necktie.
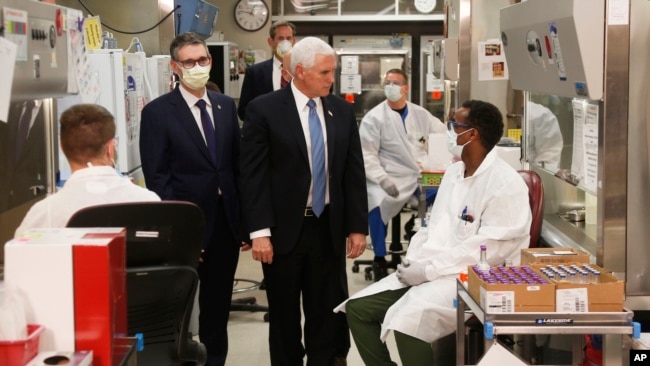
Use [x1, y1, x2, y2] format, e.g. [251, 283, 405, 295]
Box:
[307, 99, 325, 217]
[196, 99, 217, 163]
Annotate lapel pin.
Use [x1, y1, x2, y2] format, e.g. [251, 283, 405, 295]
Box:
[328, 110, 333, 117]
[217, 105, 222, 109]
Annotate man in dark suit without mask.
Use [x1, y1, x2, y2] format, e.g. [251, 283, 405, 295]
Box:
[240, 36, 368, 366]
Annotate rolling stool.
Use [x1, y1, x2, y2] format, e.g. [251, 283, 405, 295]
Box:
[351, 208, 412, 281]
[231, 278, 269, 322]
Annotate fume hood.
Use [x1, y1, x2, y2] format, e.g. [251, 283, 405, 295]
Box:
[333, 34, 412, 122]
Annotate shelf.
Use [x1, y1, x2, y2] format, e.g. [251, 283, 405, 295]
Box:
[273, 0, 445, 21]
[272, 14, 444, 22]
[541, 214, 597, 260]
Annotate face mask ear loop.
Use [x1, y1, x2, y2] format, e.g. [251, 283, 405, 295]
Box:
[112, 159, 125, 177]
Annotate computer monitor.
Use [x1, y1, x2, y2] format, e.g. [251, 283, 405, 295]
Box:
[174, 0, 219, 39]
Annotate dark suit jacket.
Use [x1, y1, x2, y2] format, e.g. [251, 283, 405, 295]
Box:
[237, 58, 274, 120]
[240, 87, 368, 256]
[140, 86, 242, 248]
[0, 101, 46, 211]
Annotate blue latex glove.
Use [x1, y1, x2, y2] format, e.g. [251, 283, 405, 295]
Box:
[396, 258, 428, 286]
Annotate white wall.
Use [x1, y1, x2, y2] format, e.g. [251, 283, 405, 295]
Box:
[208, 1, 273, 61]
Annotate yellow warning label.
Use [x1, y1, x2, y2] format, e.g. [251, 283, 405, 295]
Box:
[83, 16, 103, 50]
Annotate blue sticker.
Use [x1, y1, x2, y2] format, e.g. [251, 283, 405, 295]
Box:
[126, 75, 136, 91]
[575, 82, 588, 97]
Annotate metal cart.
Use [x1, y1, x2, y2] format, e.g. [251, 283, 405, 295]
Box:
[455, 280, 641, 365]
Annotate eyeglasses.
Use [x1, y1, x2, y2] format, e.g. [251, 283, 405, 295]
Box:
[176, 56, 211, 69]
[447, 120, 473, 131]
[383, 81, 406, 86]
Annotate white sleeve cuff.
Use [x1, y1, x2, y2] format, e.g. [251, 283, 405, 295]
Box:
[424, 263, 437, 281]
[250, 228, 271, 239]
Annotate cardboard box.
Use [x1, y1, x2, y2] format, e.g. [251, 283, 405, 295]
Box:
[5, 228, 126, 366]
[467, 266, 555, 313]
[533, 263, 624, 312]
[521, 247, 590, 265]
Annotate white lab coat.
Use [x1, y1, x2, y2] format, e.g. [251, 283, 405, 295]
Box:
[360, 101, 446, 222]
[335, 150, 532, 343]
[15, 166, 160, 237]
[527, 101, 563, 170]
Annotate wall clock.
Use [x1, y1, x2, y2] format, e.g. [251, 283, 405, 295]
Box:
[414, 0, 437, 14]
[234, 0, 269, 32]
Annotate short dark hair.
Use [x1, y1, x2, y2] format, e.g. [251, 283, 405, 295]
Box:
[169, 32, 208, 61]
[385, 68, 408, 84]
[60, 104, 116, 165]
[270, 21, 296, 39]
[461, 100, 503, 150]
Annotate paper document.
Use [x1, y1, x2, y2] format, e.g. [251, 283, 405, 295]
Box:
[0, 37, 18, 123]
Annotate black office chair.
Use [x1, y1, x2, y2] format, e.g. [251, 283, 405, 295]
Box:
[66, 201, 207, 366]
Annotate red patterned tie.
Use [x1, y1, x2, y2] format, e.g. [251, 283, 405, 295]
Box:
[280, 64, 289, 88]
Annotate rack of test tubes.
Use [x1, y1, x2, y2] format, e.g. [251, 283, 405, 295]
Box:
[470, 265, 551, 285]
[537, 263, 602, 284]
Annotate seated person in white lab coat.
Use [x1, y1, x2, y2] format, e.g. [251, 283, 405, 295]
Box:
[335, 100, 532, 365]
[527, 100, 563, 171]
[14, 104, 160, 237]
[359, 68, 446, 281]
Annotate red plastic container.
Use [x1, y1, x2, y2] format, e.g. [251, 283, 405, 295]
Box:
[0, 324, 44, 366]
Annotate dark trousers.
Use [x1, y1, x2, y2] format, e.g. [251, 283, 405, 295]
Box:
[197, 199, 240, 366]
[262, 208, 349, 366]
[336, 252, 351, 359]
[346, 289, 434, 366]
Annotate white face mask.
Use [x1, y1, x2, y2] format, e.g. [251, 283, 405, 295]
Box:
[384, 84, 403, 102]
[447, 127, 473, 157]
[276, 40, 292, 58]
[180, 64, 211, 90]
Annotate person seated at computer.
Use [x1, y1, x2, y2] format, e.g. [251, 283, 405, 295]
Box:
[14, 104, 159, 236]
[335, 100, 532, 365]
[359, 68, 446, 281]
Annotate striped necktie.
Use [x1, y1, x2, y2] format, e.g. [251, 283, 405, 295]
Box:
[307, 99, 325, 216]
